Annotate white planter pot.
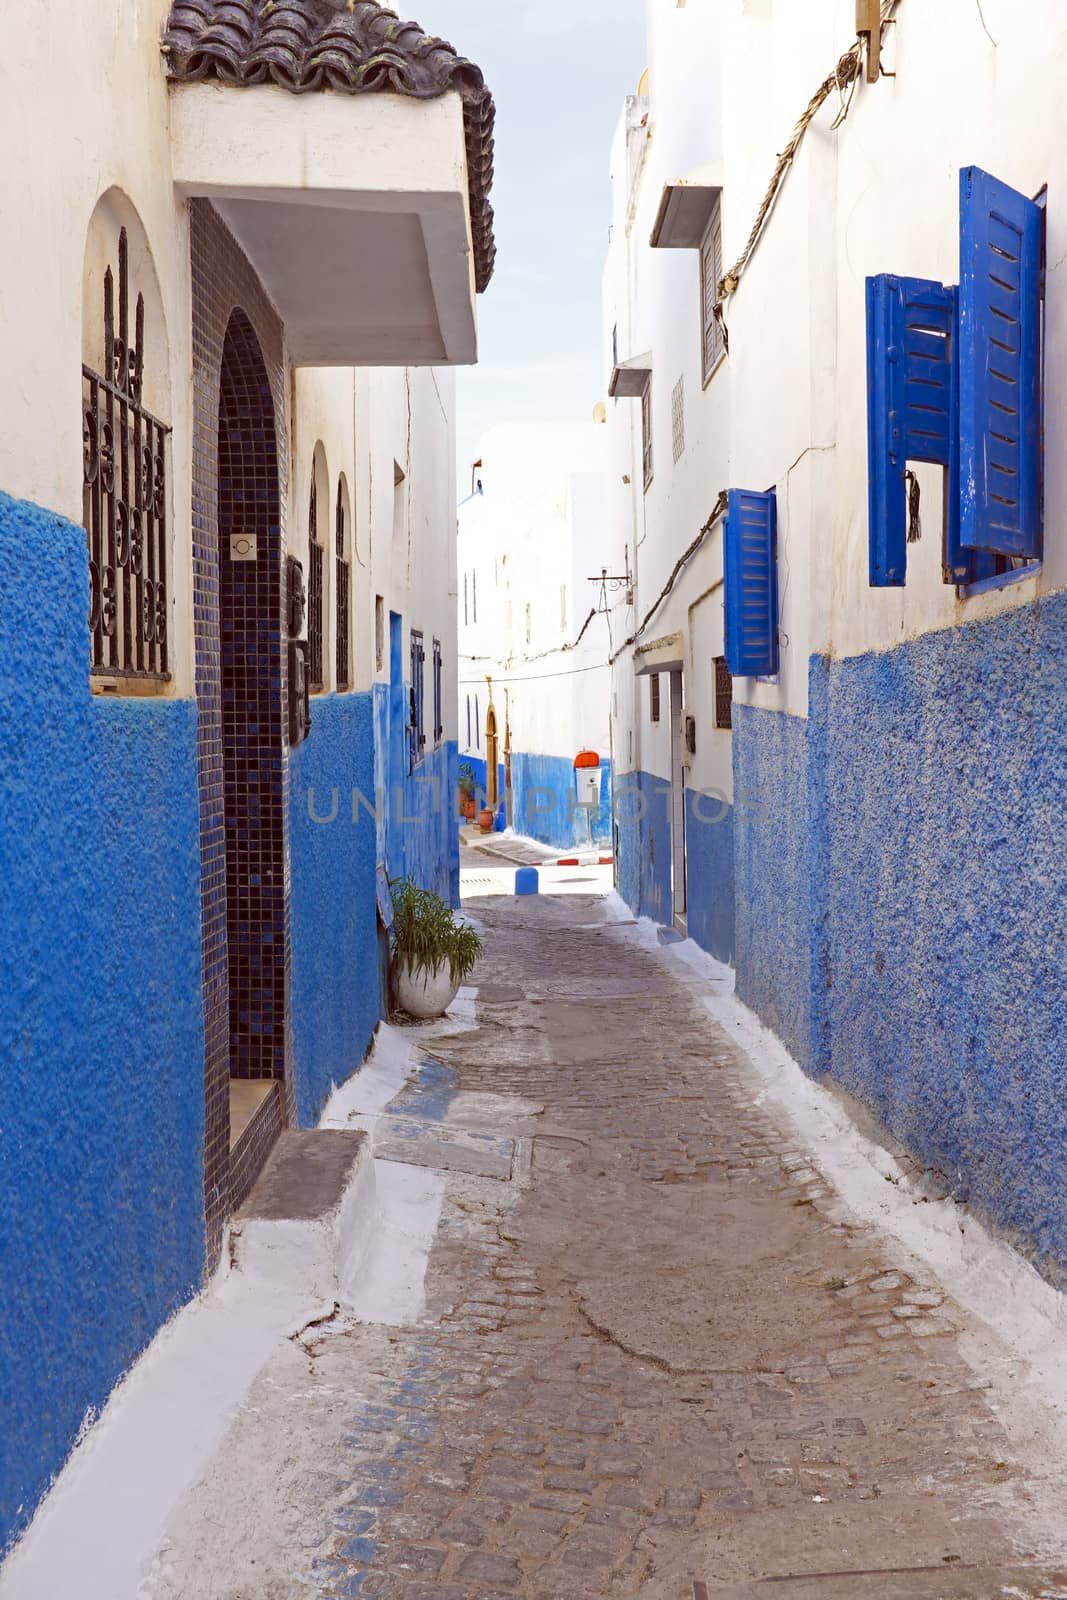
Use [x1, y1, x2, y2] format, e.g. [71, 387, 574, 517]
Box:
[394, 959, 459, 1020]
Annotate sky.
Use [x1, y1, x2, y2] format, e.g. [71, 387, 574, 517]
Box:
[417, 0, 649, 481]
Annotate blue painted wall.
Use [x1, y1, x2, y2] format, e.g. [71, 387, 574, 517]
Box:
[614, 769, 672, 926]
[511, 753, 612, 850]
[732, 593, 1067, 1280]
[815, 596, 1067, 1276]
[732, 704, 820, 1071]
[685, 790, 735, 964]
[289, 692, 382, 1128]
[0, 493, 205, 1552]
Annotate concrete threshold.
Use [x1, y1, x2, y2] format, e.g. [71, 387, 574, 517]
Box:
[233, 1129, 375, 1303]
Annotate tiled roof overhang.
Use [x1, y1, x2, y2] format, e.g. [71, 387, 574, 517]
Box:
[163, 0, 496, 291]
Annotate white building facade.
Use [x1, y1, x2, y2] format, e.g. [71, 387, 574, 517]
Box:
[0, 0, 491, 1553]
[604, 0, 1066, 1281]
[457, 424, 612, 848]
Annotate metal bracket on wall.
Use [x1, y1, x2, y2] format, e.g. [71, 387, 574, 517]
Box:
[856, 0, 883, 81]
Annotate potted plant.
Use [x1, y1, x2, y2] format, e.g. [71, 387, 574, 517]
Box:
[390, 877, 483, 1019]
[458, 762, 478, 821]
[478, 804, 495, 832]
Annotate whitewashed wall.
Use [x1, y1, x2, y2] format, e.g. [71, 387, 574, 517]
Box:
[456, 423, 611, 769]
[603, 0, 736, 804]
[606, 0, 1067, 759]
[720, 0, 1066, 710]
[294, 367, 457, 720]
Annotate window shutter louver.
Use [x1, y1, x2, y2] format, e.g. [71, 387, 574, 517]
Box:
[866, 274, 960, 585]
[959, 166, 1042, 558]
[724, 488, 778, 678]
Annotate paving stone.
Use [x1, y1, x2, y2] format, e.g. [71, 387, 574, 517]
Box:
[145, 892, 1067, 1599]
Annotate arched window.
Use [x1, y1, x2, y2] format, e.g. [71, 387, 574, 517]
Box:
[307, 443, 329, 691]
[82, 195, 170, 684]
[335, 476, 351, 690]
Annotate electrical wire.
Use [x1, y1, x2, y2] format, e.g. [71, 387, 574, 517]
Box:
[608, 491, 727, 665]
[458, 660, 611, 687]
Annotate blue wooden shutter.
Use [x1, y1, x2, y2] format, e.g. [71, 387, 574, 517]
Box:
[724, 488, 778, 677]
[958, 166, 1042, 557]
[866, 274, 959, 585]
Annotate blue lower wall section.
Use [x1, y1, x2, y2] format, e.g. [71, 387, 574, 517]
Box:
[685, 790, 735, 964]
[732, 704, 819, 1071]
[0, 493, 205, 1552]
[733, 591, 1067, 1280]
[511, 753, 612, 850]
[815, 595, 1067, 1276]
[289, 693, 382, 1128]
[615, 770, 672, 926]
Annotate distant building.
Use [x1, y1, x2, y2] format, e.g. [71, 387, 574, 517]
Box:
[603, 1, 1066, 1279]
[457, 425, 612, 848]
[0, 0, 493, 1551]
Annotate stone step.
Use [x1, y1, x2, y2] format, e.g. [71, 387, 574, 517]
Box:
[232, 1130, 375, 1302]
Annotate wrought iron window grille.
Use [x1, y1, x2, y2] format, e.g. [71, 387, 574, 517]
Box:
[82, 228, 170, 682]
[714, 655, 733, 729]
[432, 636, 443, 747]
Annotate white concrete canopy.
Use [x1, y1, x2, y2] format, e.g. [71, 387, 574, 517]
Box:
[170, 84, 478, 366]
[649, 162, 724, 249]
[634, 632, 685, 674]
[609, 352, 653, 398]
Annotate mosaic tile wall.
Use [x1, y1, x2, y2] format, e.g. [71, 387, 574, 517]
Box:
[218, 312, 285, 1083]
[190, 201, 293, 1269]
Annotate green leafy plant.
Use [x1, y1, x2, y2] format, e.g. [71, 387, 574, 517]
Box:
[390, 878, 483, 987]
[458, 763, 477, 799]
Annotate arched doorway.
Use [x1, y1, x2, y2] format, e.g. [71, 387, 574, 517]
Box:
[485, 703, 499, 808]
[217, 310, 287, 1151]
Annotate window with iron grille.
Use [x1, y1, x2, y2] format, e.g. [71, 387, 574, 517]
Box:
[82, 227, 170, 683]
[671, 376, 685, 463]
[335, 481, 350, 690]
[700, 199, 725, 383]
[649, 673, 661, 723]
[307, 478, 324, 690]
[641, 379, 654, 489]
[409, 628, 425, 768]
[714, 655, 733, 729]
[432, 636, 443, 746]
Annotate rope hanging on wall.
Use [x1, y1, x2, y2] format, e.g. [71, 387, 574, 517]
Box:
[713, 0, 903, 352]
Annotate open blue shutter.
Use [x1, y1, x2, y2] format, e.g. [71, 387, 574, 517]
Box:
[867, 274, 959, 585]
[959, 166, 1042, 557]
[724, 489, 778, 677]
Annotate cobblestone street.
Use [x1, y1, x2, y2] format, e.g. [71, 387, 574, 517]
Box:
[149, 886, 1067, 1600]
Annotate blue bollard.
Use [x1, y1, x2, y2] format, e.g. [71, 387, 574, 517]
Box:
[515, 866, 539, 896]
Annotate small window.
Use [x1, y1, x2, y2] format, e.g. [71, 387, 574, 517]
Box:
[560, 584, 568, 632]
[649, 673, 661, 723]
[700, 198, 724, 382]
[463, 572, 468, 626]
[472, 568, 477, 623]
[671, 376, 685, 463]
[375, 595, 384, 673]
[432, 636, 443, 747]
[714, 656, 733, 729]
[466, 693, 471, 747]
[641, 380, 654, 489]
[524, 603, 532, 646]
[409, 628, 425, 769]
[475, 693, 481, 749]
[308, 476, 324, 691]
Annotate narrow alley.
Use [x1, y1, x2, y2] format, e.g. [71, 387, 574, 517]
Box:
[3, 2, 1065, 1593]
[63, 870, 1063, 1600]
